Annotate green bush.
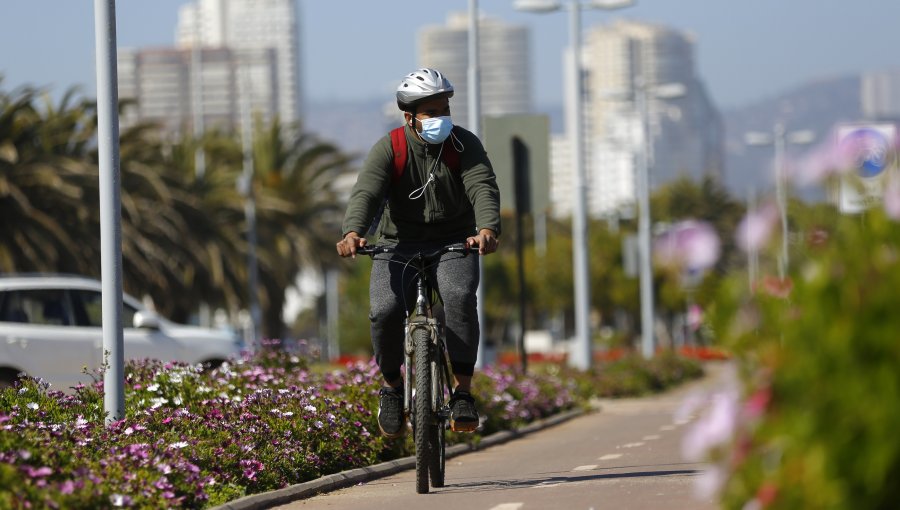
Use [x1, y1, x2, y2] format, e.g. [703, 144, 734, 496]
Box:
[708, 209, 900, 509]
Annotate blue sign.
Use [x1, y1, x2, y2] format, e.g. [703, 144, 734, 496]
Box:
[842, 127, 892, 178]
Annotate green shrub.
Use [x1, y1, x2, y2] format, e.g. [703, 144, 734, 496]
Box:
[708, 209, 900, 509]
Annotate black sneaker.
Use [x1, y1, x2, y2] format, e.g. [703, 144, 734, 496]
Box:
[377, 385, 405, 438]
[449, 390, 479, 433]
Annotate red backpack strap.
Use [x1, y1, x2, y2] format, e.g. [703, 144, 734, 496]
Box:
[389, 127, 407, 182]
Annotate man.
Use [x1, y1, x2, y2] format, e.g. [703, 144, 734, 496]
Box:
[336, 68, 501, 437]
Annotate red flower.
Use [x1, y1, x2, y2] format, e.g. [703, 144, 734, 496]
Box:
[757, 482, 779, 506]
[757, 276, 793, 298]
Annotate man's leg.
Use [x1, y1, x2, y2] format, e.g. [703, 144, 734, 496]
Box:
[434, 250, 481, 431]
[369, 255, 409, 437]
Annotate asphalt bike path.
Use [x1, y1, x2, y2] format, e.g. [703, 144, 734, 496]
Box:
[262, 363, 725, 510]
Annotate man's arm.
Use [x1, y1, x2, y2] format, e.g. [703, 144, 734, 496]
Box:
[340, 136, 394, 238]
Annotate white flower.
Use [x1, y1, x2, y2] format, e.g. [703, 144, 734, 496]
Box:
[304, 405, 316, 413]
[169, 441, 189, 449]
[110, 494, 126, 507]
[26, 402, 38, 411]
[147, 384, 160, 392]
[124, 427, 134, 435]
[282, 411, 294, 417]
[173, 396, 183, 406]
[149, 397, 169, 410]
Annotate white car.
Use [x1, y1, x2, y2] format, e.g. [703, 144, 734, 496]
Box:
[0, 274, 244, 390]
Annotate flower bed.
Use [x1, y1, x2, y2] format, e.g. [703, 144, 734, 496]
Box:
[0, 347, 702, 509]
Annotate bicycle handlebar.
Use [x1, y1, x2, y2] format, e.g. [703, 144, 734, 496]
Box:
[356, 244, 479, 258]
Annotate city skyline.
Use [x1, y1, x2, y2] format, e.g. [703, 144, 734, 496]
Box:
[2, 0, 900, 112]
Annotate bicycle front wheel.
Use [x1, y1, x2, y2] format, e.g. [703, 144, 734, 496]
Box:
[413, 327, 432, 494]
[429, 344, 449, 488]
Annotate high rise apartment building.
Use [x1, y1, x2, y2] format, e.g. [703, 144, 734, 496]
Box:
[418, 13, 531, 130]
[862, 69, 900, 121]
[118, 0, 299, 134]
[176, 0, 300, 124]
[550, 19, 723, 218]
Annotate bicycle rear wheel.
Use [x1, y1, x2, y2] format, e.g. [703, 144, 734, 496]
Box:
[413, 327, 432, 494]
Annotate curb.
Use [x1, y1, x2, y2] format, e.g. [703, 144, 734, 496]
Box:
[210, 407, 586, 510]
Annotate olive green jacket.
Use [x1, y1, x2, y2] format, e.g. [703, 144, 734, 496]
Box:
[341, 125, 501, 243]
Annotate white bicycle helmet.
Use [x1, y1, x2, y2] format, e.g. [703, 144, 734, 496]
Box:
[396, 68, 454, 112]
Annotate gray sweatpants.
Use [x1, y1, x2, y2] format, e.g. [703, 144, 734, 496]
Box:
[368, 241, 480, 383]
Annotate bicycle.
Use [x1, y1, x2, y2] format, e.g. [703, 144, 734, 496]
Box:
[358, 242, 478, 494]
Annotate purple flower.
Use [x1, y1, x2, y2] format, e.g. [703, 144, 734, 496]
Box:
[25, 466, 53, 478]
[58, 480, 75, 494]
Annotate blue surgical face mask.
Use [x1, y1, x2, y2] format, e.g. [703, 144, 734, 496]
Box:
[418, 116, 453, 144]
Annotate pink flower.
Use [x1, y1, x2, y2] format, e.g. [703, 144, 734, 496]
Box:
[681, 366, 741, 462]
[654, 220, 721, 272]
[883, 178, 900, 220]
[736, 202, 779, 253]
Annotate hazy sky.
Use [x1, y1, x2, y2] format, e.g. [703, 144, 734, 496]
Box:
[2, 0, 899, 111]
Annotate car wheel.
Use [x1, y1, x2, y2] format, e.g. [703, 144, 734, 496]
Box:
[0, 368, 21, 390]
[200, 359, 226, 372]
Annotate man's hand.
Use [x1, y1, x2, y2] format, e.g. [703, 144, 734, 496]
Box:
[336, 232, 367, 258]
[467, 228, 499, 255]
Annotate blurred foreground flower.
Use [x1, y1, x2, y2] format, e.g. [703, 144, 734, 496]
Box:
[757, 275, 793, 299]
[654, 220, 721, 272]
[883, 177, 900, 220]
[735, 201, 779, 253]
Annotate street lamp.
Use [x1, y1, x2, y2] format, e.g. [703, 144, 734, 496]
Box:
[634, 78, 685, 359]
[516, 0, 635, 371]
[744, 123, 815, 279]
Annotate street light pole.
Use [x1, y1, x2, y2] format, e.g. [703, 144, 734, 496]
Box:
[93, 0, 125, 423]
[468, 0, 488, 370]
[516, 0, 634, 370]
[635, 76, 654, 359]
[239, 66, 261, 348]
[566, 0, 592, 370]
[745, 124, 814, 279]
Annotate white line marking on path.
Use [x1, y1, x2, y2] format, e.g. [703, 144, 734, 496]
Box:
[489, 504, 524, 510]
[599, 453, 623, 460]
[620, 442, 645, 448]
[643, 434, 661, 440]
[573, 464, 598, 471]
[533, 481, 561, 489]
[660, 425, 676, 431]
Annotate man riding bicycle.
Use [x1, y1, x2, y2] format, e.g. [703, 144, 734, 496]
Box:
[336, 68, 501, 437]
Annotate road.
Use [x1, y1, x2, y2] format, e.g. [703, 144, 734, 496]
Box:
[272, 364, 724, 510]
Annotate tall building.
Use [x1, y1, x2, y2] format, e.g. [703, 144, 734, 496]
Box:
[549, 19, 723, 218]
[862, 69, 900, 121]
[176, 0, 301, 124]
[117, 46, 277, 134]
[117, 0, 299, 135]
[418, 12, 531, 130]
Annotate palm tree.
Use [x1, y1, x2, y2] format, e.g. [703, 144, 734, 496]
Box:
[0, 82, 98, 275]
[250, 117, 352, 338]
